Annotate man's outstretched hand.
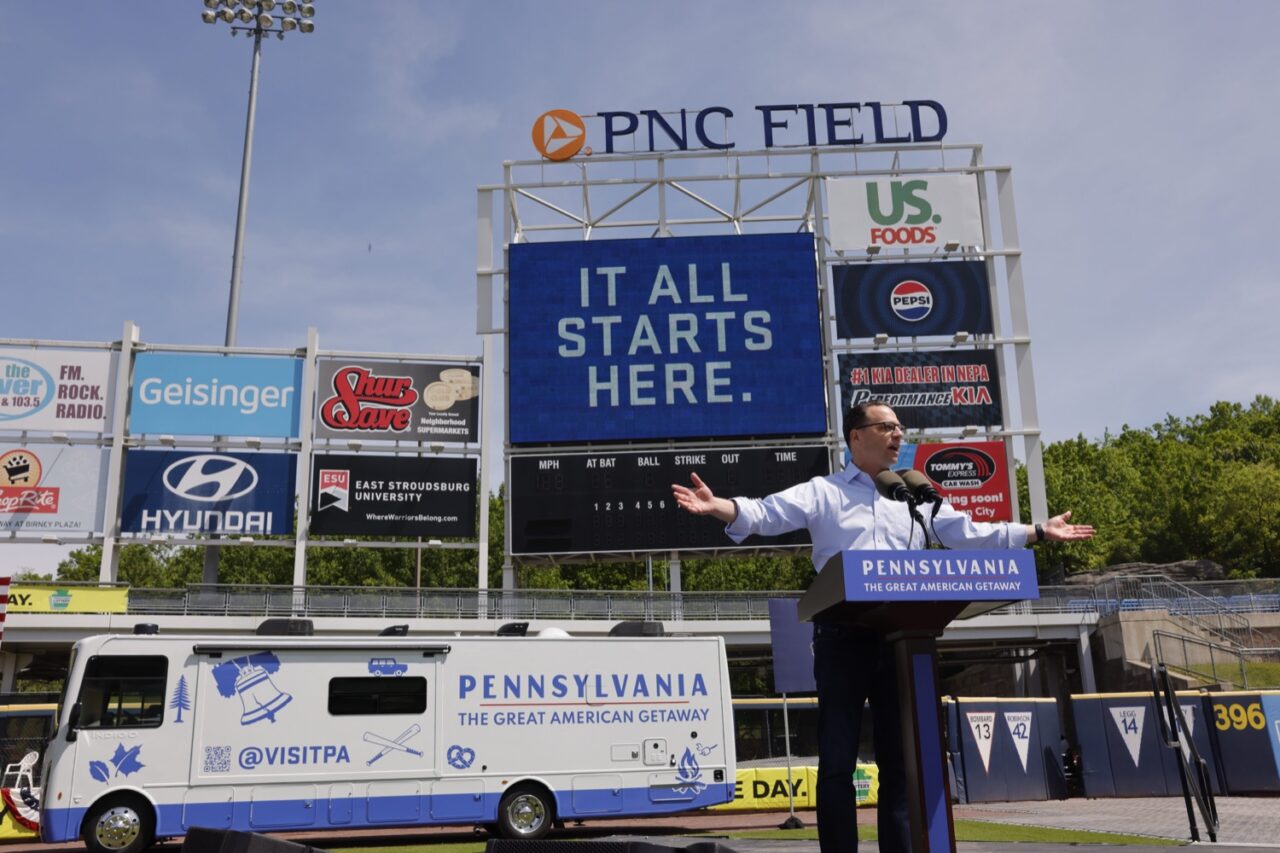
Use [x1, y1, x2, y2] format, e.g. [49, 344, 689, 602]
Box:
[1042, 510, 1095, 542]
[672, 473, 737, 523]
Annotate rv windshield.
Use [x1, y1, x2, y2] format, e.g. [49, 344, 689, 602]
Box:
[76, 656, 168, 729]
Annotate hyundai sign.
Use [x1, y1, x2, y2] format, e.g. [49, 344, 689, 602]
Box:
[120, 450, 296, 535]
[130, 353, 303, 438]
[507, 233, 826, 444]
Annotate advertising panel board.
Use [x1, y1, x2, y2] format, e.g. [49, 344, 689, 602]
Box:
[507, 233, 826, 444]
[839, 351, 1002, 429]
[8, 585, 128, 614]
[0, 348, 114, 432]
[826, 175, 984, 252]
[314, 360, 480, 443]
[0, 445, 107, 534]
[310, 454, 478, 538]
[911, 441, 1012, 523]
[833, 261, 993, 339]
[129, 353, 302, 438]
[509, 445, 829, 554]
[120, 450, 296, 535]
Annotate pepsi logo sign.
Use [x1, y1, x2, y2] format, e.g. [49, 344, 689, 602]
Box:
[923, 447, 995, 490]
[890, 279, 933, 322]
[162, 454, 259, 502]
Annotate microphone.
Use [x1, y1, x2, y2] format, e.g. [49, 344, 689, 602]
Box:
[900, 470, 942, 504]
[874, 471, 913, 503]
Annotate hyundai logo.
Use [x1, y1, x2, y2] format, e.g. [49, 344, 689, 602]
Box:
[162, 454, 259, 502]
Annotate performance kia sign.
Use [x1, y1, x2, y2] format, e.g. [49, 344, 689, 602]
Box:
[0, 348, 114, 432]
[826, 175, 984, 252]
[834, 261, 993, 339]
[507, 233, 826, 444]
[839, 350, 1003, 429]
[314, 360, 480, 443]
[912, 441, 1011, 522]
[310, 454, 477, 537]
[0, 445, 107, 534]
[120, 450, 296, 535]
[130, 353, 303, 438]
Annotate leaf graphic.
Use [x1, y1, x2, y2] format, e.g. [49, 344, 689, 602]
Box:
[89, 761, 110, 783]
[116, 746, 145, 777]
[109, 744, 127, 769]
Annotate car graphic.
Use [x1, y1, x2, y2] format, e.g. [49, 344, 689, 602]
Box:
[368, 657, 407, 677]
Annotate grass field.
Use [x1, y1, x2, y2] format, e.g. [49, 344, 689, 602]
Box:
[323, 818, 1181, 852]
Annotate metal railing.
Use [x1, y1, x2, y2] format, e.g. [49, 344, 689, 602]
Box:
[1091, 574, 1260, 646]
[18, 574, 1280, 623]
[1153, 629, 1280, 690]
[125, 584, 783, 622]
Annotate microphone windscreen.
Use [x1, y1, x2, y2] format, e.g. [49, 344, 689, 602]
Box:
[900, 469, 939, 501]
[874, 470, 909, 501]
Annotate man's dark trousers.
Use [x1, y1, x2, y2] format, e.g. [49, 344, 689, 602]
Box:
[813, 623, 910, 853]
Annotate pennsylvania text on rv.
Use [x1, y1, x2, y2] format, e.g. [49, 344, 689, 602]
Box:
[860, 557, 1023, 577]
[459, 671, 709, 701]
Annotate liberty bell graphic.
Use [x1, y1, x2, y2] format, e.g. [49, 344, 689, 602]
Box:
[234, 661, 292, 725]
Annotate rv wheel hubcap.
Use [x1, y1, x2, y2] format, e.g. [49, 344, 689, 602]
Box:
[509, 795, 545, 833]
[96, 807, 140, 849]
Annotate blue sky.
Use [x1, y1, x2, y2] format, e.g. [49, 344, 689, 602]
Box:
[3, 2, 1278, 573]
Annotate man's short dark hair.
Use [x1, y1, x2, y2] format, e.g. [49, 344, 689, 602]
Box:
[843, 399, 894, 445]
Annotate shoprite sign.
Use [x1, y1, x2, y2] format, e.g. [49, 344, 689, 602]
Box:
[532, 100, 947, 161]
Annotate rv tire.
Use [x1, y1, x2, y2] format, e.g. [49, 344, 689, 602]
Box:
[82, 794, 155, 853]
[497, 784, 553, 839]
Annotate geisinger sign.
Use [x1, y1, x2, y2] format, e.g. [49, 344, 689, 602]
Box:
[532, 100, 947, 161]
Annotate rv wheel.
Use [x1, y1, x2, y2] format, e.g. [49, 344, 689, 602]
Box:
[82, 795, 155, 853]
[497, 784, 553, 839]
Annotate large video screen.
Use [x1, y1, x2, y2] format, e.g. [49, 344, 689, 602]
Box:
[507, 233, 827, 444]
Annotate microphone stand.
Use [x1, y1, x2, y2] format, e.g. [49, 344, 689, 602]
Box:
[906, 497, 930, 549]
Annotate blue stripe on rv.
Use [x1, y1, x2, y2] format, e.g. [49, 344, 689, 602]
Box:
[41, 782, 736, 841]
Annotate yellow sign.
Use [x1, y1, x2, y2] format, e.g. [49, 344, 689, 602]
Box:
[8, 585, 127, 614]
[711, 763, 878, 811]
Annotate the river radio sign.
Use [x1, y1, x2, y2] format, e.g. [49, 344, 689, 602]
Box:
[0, 348, 113, 432]
[507, 233, 826, 444]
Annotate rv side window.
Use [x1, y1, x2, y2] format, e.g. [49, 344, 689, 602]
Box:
[76, 656, 168, 729]
[328, 677, 427, 715]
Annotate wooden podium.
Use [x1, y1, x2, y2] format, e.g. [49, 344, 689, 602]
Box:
[797, 550, 1039, 853]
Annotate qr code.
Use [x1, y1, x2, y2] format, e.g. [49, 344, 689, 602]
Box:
[203, 746, 232, 773]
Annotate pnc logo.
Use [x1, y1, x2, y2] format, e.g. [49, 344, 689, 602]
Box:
[889, 280, 932, 322]
[163, 454, 259, 502]
[532, 109, 588, 161]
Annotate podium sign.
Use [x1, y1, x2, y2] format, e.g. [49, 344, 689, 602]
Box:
[835, 550, 1039, 601]
[799, 549, 1038, 625]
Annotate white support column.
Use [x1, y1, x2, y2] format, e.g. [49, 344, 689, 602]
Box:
[477, 334, 494, 599]
[291, 327, 319, 589]
[996, 168, 1048, 522]
[1077, 624, 1098, 693]
[98, 321, 137, 583]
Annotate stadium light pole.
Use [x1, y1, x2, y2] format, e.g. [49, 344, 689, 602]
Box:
[199, 0, 316, 584]
[200, 0, 317, 347]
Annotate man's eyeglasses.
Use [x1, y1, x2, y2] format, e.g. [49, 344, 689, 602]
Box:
[855, 421, 905, 435]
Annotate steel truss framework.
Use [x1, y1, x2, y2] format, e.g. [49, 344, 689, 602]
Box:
[477, 142, 1048, 569]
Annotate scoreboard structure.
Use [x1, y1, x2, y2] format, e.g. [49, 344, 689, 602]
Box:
[478, 110, 1049, 571]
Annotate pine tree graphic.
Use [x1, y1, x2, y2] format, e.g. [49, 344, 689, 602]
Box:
[169, 675, 191, 723]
